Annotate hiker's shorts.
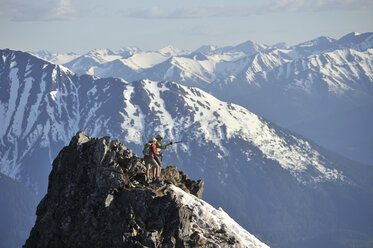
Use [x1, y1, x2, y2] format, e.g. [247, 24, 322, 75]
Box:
[144, 157, 158, 167]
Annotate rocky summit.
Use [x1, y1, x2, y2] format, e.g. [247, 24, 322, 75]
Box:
[24, 131, 267, 248]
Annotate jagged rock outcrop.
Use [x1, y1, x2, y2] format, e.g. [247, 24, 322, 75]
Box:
[24, 131, 267, 248]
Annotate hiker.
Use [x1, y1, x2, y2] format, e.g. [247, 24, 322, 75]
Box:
[143, 138, 163, 184]
[154, 134, 175, 178]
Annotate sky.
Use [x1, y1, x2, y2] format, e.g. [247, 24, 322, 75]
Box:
[0, 0, 372, 53]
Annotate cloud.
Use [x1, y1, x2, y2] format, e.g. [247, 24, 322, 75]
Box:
[0, 0, 76, 21]
[126, 0, 373, 19]
[270, 0, 373, 12]
[127, 5, 254, 19]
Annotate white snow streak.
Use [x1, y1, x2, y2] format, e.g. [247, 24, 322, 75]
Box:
[170, 185, 270, 248]
[120, 84, 144, 144]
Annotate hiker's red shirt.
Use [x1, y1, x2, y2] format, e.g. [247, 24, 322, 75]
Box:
[144, 143, 161, 159]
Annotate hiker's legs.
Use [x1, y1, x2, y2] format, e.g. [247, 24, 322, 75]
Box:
[158, 164, 162, 179]
[157, 164, 161, 179]
[154, 156, 162, 179]
[146, 162, 151, 182]
[145, 158, 157, 182]
[154, 156, 162, 167]
[152, 164, 157, 180]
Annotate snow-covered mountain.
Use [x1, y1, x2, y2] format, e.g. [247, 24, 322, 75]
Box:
[37, 32, 373, 164]
[30, 50, 80, 65]
[1, 49, 373, 247]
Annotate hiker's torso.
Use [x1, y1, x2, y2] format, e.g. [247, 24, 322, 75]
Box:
[143, 143, 157, 159]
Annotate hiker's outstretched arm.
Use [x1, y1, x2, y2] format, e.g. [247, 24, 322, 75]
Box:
[157, 142, 172, 150]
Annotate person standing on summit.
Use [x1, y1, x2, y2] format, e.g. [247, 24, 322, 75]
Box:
[154, 134, 174, 164]
[143, 138, 163, 184]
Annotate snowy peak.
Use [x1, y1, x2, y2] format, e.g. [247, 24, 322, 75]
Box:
[86, 48, 115, 57]
[272, 42, 290, 49]
[193, 40, 268, 56]
[298, 36, 335, 47]
[293, 32, 373, 54]
[336, 31, 373, 51]
[339, 31, 365, 42]
[83, 48, 121, 64]
[115, 47, 141, 58]
[193, 44, 219, 54]
[181, 52, 209, 61]
[230, 40, 268, 55]
[30, 50, 80, 64]
[158, 45, 188, 56]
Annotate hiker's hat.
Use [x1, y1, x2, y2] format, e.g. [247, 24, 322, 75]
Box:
[149, 138, 157, 142]
[156, 134, 163, 139]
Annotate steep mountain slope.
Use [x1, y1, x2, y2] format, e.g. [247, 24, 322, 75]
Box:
[48, 32, 373, 164]
[24, 132, 269, 248]
[0, 172, 37, 248]
[1, 49, 373, 247]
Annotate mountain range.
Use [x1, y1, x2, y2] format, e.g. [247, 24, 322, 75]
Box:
[31, 32, 373, 165]
[1, 48, 373, 247]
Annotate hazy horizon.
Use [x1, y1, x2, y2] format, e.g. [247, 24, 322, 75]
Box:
[0, 0, 372, 53]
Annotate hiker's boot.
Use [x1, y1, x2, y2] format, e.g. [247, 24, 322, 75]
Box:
[153, 178, 163, 187]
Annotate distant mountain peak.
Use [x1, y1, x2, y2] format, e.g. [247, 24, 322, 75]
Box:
[230, 40, 268, 54]
[338, 31, 373, 44]
[30, 50, 80, 64]
[194, 44, 219, 54]
[158, 45, 187, 56]
[340, 31, 362, 39]
[87, 48, 115, 55]
[297, 35, 335, 48]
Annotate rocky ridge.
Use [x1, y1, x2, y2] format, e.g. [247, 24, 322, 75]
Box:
[24, 131, 268, 248]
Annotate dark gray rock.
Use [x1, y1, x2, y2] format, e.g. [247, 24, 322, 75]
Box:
[24, 131, 208, 248]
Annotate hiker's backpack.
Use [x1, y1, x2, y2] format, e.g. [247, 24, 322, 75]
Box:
[142, 143, 151, 156]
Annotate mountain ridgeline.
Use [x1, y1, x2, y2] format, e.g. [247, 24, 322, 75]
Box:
[34, 32, 373, 164]
[24, 131, 268, 248]
[1, 48, 373, 247]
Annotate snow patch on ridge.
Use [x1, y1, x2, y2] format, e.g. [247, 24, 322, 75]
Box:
[170, 185, 270, 248]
